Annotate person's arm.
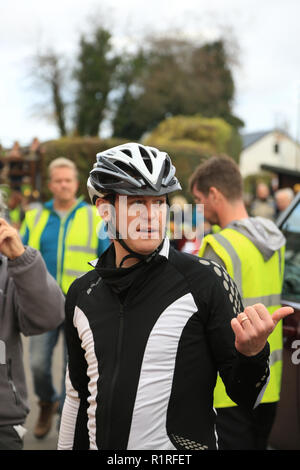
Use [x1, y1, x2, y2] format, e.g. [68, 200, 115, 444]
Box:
[58, 280, 91, 450]
[57, 367, 82, 450]
[0, 218, 65, 334]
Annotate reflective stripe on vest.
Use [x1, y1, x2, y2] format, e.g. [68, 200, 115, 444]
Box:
[26, 208, 50, 251]
[199, 228, 284, 407]
[270, 348, 282, 367]
[213, 233, 243, 296]
[60, 205, 100, 294]
[212, 232, 283, 311]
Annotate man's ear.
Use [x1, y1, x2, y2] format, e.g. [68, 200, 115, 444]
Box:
[208, 186, 222, 204]
[95, 198, 113, 222]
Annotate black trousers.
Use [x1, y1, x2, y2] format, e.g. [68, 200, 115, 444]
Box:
[216, 403, 277, 450]
[0, 425, 24, 450]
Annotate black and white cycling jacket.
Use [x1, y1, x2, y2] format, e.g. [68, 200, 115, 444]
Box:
[58, 238, 270, 450]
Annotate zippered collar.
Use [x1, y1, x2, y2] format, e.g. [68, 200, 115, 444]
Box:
[89, 237, 170, 269]
[93, 238, 169, 303]
[158, 237, 170, 259]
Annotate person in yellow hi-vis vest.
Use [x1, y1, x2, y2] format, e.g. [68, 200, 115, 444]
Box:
[189, 155, 286, 450]
[20, 157, 110, 440]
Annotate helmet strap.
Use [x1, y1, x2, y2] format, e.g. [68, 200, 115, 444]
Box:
[116, 232, 163, 268]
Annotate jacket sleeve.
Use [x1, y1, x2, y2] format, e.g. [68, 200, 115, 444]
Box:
[58, 279, 90, 450]
[58, 367, 82, 450]
[8, 246, 65, 335]
[204, 264, 270, 409]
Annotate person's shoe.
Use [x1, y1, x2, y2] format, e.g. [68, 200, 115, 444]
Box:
[34, 400, 59, 439]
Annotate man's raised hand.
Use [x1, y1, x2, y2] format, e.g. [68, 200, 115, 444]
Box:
[231, 303, 294, 357]
[0, 218, 25, 260]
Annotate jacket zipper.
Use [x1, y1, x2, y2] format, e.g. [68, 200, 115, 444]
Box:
[7, 359, 20, 406]
[103, 303, 124, 449]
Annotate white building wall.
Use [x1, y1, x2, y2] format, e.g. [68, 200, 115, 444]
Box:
[239, 131, 300, 178]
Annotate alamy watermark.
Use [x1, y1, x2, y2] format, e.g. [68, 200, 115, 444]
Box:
[291, 340, 300, 365]
[96, 196, 205, 241]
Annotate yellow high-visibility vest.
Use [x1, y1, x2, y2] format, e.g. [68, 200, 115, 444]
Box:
[199, 228, 285, 407]
[9, 207, 22, 225]
[22, 203, 102, 295]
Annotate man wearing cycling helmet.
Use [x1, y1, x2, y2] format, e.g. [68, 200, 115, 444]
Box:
[58, 143, 293, 451]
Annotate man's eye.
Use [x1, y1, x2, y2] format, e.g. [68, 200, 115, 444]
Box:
[130, 200, 144, 207]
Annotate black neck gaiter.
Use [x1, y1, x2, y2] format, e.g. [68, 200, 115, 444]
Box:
[95, 243, 165, 303]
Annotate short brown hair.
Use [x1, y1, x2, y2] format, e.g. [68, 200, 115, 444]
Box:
[189, 155, 243, 201]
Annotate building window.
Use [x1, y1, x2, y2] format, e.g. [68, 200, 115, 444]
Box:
[274, 143, 280, 154]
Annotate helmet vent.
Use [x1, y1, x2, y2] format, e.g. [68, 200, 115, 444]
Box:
[114, 161, 142, 180]
[121, 148, 133, 158]
[139, 145, 153, 174]
[87, 142, 182, 202]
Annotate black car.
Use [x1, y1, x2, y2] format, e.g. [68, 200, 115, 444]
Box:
[269, 192, 300, 450]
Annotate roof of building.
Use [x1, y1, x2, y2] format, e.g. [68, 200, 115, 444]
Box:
[241, 129, 297, 150]
[241, 130, 270, 149]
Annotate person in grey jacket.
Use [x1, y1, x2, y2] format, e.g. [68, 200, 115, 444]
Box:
[0, 215, 65, 450]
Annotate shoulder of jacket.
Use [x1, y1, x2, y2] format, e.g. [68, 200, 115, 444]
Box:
[67, 269, 100, 298]
[24, 205, 50, 222]
[168, 248, 231, 313]
[76, 203, 98, 216]
[200, 228, 235, 249]
[169, 247, 216, 278]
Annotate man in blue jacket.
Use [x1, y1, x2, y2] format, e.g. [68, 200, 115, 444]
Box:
[21, 157, 109, 439]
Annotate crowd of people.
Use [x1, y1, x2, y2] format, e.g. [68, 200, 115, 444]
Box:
[0, 142, 296, 451]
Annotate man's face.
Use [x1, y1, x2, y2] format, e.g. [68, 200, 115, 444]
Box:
[276, 193, 290, 212]
[192, 185, 219, 226]
[114, 194, 168, 255]
[256, 183, 269, 200]
[48, 167, 79, 204]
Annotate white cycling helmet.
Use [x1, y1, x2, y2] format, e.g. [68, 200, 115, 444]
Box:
[87, 142, 181, 203]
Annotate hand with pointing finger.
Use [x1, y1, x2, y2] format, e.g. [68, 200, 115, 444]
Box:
[0, 218, 25, 260]
[231, 303, 294, 357]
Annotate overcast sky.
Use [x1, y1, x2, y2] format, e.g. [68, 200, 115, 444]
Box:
[1, 0, 300, 148]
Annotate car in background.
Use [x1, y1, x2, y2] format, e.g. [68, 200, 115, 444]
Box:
[269, 191, 300, 450]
